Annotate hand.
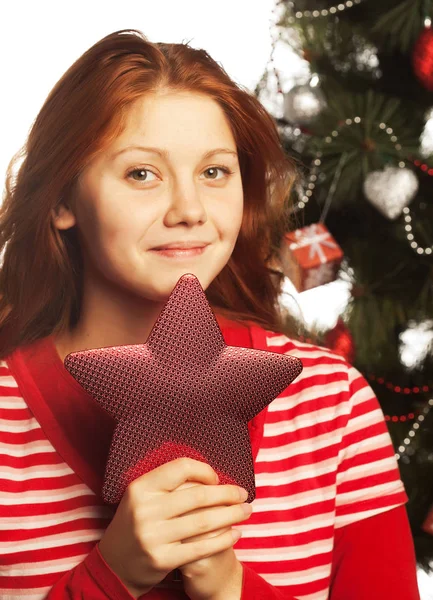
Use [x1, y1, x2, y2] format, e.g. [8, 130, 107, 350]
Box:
[175, 481, 252, 600]
[182, 547, 244, 600]
[97, 458, 250, 598]
[180, 528, 247, 600]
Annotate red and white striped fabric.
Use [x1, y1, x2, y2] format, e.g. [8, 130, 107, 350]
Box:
[0, 321, 409, 599]
[0, 360, 114, 599]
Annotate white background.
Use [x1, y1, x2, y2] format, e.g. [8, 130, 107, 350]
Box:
[0, 2, 431, 595]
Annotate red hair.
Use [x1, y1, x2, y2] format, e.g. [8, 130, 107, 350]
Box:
[0, 29, 298, 359]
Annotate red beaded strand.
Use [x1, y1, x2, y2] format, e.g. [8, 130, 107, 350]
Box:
[368, 374, 431, 395]
[385, 413, 417, 422]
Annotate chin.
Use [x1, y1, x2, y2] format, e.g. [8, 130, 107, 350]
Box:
[126, 263, 225, 303]
[160, 269, 215, 295]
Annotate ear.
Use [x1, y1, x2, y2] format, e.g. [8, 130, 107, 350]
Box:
[52, 203, 76, 230]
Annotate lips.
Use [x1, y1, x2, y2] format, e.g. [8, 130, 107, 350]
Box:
[149, 243, 209, 259]
[151, 242, 210, 250]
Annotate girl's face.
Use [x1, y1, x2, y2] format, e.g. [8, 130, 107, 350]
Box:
[55, 90, 244, 304]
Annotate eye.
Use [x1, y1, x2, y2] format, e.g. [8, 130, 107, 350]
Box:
[127, 168, 158, 183]
[126, 165, 234, 185]
[202, 166, 234, 181]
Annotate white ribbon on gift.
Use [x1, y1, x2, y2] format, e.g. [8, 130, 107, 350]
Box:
[289, 224, 337, 264]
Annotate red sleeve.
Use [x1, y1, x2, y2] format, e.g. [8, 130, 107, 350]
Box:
[44, 545, 135, 599]
[330, 505, 420, 599]
[44, 545, 182, 600]
[240, 506, 420, 599]
[44, 508, 419, 600]
[241, 565, 297, 599]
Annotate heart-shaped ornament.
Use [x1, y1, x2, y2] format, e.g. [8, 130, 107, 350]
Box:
[363, 166, 418, 220]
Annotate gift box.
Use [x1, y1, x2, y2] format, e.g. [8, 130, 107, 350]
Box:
[280, 223, 343, 292]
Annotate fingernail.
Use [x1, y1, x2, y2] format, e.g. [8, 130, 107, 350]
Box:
[241, 503, 253, 515]
[238, 487, 248, 501]
[232, 529, 242, 541]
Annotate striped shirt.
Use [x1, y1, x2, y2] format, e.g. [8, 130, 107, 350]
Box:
[0, 319, 410, 599]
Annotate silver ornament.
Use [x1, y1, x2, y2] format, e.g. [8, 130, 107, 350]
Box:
[363, 166, 418, 220]
[421, 107, 433, 157]
[283, 84, 326, 126]
[399, 319, 433, 370]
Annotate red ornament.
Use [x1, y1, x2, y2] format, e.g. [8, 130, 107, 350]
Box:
[64, 274, 303, 504]
[413, 26, 433, 91]
[422, 504, 433, 536]
[324, 319, 356, 364]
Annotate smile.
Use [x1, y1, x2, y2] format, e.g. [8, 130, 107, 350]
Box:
[149, 246, 208, 259]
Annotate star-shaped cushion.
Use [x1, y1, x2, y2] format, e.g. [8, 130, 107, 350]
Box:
[64, 274, 303, 504]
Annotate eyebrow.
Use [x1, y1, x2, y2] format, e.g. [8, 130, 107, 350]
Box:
[110, 146, 238, 161]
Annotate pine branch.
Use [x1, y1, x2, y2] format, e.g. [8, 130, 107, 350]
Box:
[371, 0, 425, 52]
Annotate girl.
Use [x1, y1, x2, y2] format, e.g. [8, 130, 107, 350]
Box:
[0, 29, 420, 600]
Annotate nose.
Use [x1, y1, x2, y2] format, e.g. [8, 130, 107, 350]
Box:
[163, 179, 207, 227]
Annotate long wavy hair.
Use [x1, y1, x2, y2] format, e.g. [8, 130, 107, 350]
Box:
[0, 29, 298, 359]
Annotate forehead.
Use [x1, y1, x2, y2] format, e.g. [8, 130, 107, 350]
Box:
[113, 91, 236, 150]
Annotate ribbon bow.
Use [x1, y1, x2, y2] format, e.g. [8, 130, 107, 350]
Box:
[289, 224, 337, 264]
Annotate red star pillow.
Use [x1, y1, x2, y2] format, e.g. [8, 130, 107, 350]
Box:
[64, 274, 302, 504]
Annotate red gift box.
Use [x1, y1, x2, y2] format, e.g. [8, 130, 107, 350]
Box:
[280, 223, 343, 292]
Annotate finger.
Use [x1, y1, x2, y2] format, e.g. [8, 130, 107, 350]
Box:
[174, 527, 243, 567]
[160, 484, 248, 520]
[162, 503, 252, 544]
[182, 525, 230, 543]
[130, 458, 219, 495]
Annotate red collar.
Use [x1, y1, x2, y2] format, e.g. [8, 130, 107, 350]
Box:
[7, 318, 268, 499]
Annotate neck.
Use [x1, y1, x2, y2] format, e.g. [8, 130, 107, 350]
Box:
[54, 277, 165, 362]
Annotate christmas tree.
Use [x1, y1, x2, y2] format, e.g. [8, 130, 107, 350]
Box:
[255, 0, 433, 570]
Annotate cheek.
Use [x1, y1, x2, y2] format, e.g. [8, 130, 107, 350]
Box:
[216, 185, 243, 232]
[228, 194, 244, 238]
[79, 201, 133, 244]
[74, 202, 120, 260]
